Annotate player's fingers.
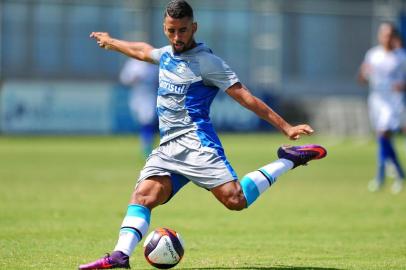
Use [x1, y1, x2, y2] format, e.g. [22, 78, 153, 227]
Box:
[299, 125, 314, 135]
[302, 129, 314, 135]
[290, 134, 300, 140]
[90, 32, 104, 38]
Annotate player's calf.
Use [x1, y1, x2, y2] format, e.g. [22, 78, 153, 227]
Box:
[211, 181, 247, 211]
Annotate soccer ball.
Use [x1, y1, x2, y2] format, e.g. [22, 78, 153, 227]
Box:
[143, 228, 185, 269]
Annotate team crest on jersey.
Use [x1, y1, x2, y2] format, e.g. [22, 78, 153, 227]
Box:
[176, 62, 188, 74]
[163, 57, 171, 66]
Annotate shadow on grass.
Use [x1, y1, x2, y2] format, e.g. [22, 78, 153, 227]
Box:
[179, 267, 343, 270]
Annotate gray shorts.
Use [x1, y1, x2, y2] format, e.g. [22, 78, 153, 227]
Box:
[137, 131, 237, 193]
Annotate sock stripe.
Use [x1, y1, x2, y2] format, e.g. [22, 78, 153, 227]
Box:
[127, 204, 151, 223]
[240, 176, 260, 207]
[114, 204, 151, 255]
[240, 160, 292, 208]
[245, 171, 270, 193]
[121, 216, 149, 237]
[120, 226, 142, 241]
[258, 168, 275, 185]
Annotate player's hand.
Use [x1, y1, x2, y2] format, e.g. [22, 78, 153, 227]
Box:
[358, 63, 371, 84]
[286, 124, 314, 140]
[90, 32, 112, 50]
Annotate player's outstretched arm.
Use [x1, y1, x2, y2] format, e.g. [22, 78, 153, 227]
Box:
[358, 63, 370, 85]
[226, 82, 314, 140]
[90, 32, 155, 63]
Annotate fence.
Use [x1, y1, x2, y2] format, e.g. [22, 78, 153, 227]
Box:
[0, 0, 404, 135]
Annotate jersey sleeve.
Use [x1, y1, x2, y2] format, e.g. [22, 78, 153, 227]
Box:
[363, 49, 372, 65]
[200, 54, 240, 92]
[150, 47, 167, 65]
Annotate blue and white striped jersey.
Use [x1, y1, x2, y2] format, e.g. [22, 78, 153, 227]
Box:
[151, 43, 239, 147]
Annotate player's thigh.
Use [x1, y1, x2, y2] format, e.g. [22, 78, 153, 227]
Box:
[131, 175, 173, 209]
[211, 180, 246, 210]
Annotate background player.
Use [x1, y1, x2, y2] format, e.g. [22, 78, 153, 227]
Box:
[119, 58, 159, 157]
[79, 1, 327, 269]
[358, 22, 406, 194]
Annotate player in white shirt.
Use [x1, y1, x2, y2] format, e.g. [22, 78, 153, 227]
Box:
[79, 1, 327, 269]
[119, 59, 159, 157]
[359, 22, 406, 194]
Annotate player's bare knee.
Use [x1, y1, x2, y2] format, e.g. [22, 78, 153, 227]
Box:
[132, 191, 156, 209]
[131, 187, 163, 209]
[212, 182, 246, 211]
[222, 194, 246, 211]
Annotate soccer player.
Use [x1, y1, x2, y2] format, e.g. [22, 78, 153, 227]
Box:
[119, 58, 159, 157]
[79, 1, 327, 269]
[358, 22, 406, 194]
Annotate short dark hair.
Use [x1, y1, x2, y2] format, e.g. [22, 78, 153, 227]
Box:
[164, 0, 194, 19]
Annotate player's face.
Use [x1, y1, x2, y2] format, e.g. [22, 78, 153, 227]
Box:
[164, 16, 197, 53]
[378, 24, 394, 50]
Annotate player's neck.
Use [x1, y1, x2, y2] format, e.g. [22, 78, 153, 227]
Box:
[382, 44, 395, 52]
[189, 40, 197, 50]
[182, 40, 197, 53]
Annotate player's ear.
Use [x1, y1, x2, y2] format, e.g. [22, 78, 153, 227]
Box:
[192, 22, 197, 34]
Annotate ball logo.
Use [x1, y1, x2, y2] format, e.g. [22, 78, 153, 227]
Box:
[164, 237, 177, 262]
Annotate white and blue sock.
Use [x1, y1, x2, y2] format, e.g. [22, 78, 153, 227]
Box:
[240, 159, 293, 207]
[114, 204, 151, 256]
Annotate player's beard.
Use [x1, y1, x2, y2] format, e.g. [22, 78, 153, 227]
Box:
[172, 39, 196, 53]
[173, 42, 185, 53]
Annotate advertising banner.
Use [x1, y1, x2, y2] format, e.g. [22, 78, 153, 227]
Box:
[0, 81, 271, 134]
[0, 81, 114, 134]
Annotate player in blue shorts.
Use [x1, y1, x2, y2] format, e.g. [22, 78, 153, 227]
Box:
[79, 1, 327, 269]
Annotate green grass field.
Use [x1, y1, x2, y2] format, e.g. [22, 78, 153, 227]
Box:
[1, 134, 405, 270]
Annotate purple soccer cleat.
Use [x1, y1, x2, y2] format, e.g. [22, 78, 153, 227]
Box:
[277, 144, 327, 168]
[78, 251, 130, 270]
